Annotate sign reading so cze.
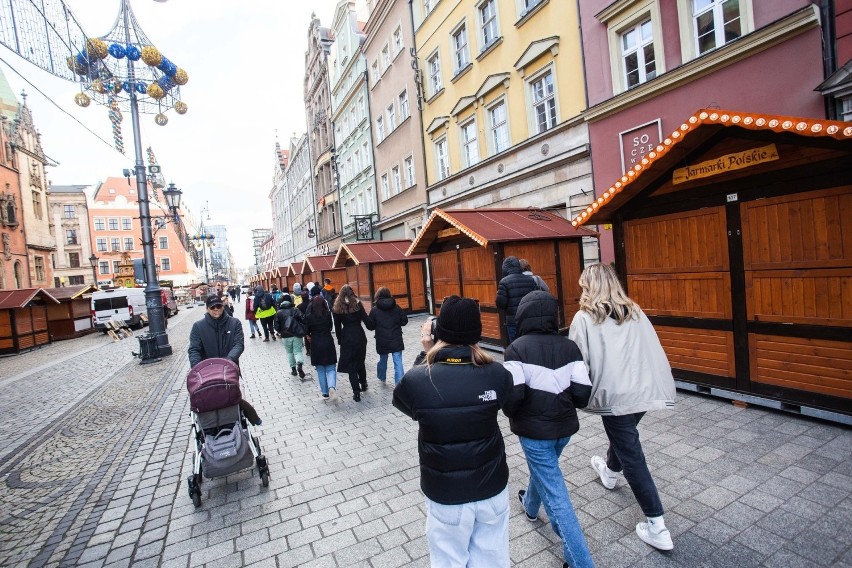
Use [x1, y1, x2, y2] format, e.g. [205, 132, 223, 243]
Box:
[673, 144, 779, 184]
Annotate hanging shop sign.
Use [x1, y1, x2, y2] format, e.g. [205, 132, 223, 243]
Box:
[673, 144, 779, 185]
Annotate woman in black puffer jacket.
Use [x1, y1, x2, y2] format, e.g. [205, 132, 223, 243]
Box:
[304, 295, 338, 400]
[393, 296, 513, 567]
[332, 285, 373, 401]
[368, 287, 408, 384]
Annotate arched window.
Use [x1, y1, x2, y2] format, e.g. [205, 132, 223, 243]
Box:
[0, 259, 5, 289]
[5, 201, 16, 225]
[14, 260, 22, 288]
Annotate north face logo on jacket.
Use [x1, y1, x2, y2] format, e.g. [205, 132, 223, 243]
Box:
[478, 390, 497, 402]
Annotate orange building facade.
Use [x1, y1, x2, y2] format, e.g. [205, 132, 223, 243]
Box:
[0, 115, 28, 289]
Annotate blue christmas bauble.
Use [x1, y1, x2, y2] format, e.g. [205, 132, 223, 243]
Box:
[126, 45, 141, 61]
[123, 81, 132, 93]
[75, 51, 89, 66]
[135, 82, 147, 94]
[157, 76, 176, 92]
[108, 43, 126, 59]
[157, 57, 177, 77]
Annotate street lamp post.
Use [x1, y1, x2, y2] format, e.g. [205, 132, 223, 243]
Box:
[89, 253, 99, 287]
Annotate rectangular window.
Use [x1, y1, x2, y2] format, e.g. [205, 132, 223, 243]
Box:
[354, 149, 361, 174]
[693, 0, 741, 55]
[531, 71, 557, 133]
[425, 0, 436, 14]
[110, 237, 121, 251]
[121, 217, 132, 230]
[376, 116, 384, 142]
[381, 44, 390, 71]
[160, 258, 171, 271]
[489, 101, 509, 153]
[460, 120, 479, 167]
[99, 261, 109, 275]
[94, 218, 105, 231]
[69, 252, 80, 268]
[428, 53, 442, 96]
[622, 19, 656, 89]
[124, 237, 134, 250]
[381, 174, 390, 200]
[358, 96, 366, 120]
[387, 103, 396, 131]
[63, 204, 76, 218]
[65, 229, 78, 245]
[108, 218, 119, 230]
[453, 25, 470, 72]
[34, 256, 44, 280]
[392, 166, 401, 196]
[69, 275, 84, 285]
[479, 0, 498, 48]
[435, 137, 450, 181]
[96, 238, 107, 252]
[362, 142, 369, 169]
[393, 27, 403, 54]
[32, 192, 43, 219]
[371, 60, 379, 84]
[350, 107, 357, 131]
[112, 260, 121, 273]
[159, 236, 168, 249]
[399, 90, 409, 120]
[404, 156, 415, 187]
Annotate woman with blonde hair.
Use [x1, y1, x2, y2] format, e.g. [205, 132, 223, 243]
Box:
[332, 284, 373, 401]
[393, 296, 513, 567]
[569, 263, 676, 552]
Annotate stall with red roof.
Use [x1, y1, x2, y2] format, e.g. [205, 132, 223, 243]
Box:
[0, 288, 60, 354]
[302, 255, 346, 293]
[44, 284, 98, 340]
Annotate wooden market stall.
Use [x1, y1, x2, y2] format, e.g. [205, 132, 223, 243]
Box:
[0, 288, 60, 355]
[303, 255, 347, 291]
[333, 240, 427, 313]
[286, 262, 304, 293]
[44, 285, 98, 340]
[575, 108, 852, 418]
[408, 209, 597, 346]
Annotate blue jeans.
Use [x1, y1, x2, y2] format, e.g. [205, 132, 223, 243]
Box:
[377, 351, 404, 384]
[506, 324, 517, 343]
[247, 320, 259, 336]
[519, 436, 594, 568]
[601, 412, 664, 517]
[315, 364, 337, 395]
[425, 486, 509, 568]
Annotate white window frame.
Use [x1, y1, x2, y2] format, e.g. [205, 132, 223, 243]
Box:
[96, 237, 107, 252]
[387, 103, 397, 131]
[620, 17, 657, 90]
[478, 0, 499, 52]
[527, 65, 558, 134]
[393, 26, 403, 54]
[676, 0, 753, 63]
[381, 43, 391, 72]
[427, 51, 443, 97]
[452, 22, 470, 73]
[123, 237, 134, 251]
[110, 237, 121, 252]
[404, 156, 416, 188]
[159, 236, 168, 249]
[399, 90, 410, 120]
[358, 96, 366, 121]
[425, 0, 438, 14]
[350, 106, 358, 131]
[381, 173, 390, 200]
[487, 97, 510, 155]
[460, 118, 479, 168]
[362, 141, 370, 170]
[391, 165, 401, 196]
[160, 257, 171, 271]
[376, 116, 385, 143]
[99, 261, 109, 275]
[121, 217, 132, 230]
[602, 2, 666, 95]
[435, 137, 450, 181]
[94, 217, 105, 231]
[371, 59, 379, 86]
[108, 217, 119, 230]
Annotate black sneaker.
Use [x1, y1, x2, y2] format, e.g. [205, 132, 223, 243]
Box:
[290, 367, 297, 376]
[297, 364, 305, 379]
[518, 490, 537, 522]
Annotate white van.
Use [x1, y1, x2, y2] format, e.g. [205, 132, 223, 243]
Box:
[91, 288, 148, 331]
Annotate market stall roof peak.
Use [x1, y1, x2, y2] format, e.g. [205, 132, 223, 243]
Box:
[334, 240, 424, 267]
[0, 288, 60, 309]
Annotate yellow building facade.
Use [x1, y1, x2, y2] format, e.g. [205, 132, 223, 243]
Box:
[412, 0, 594, 237]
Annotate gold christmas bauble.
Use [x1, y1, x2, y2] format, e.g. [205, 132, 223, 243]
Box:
[86, 38, 108, 60]
[174, 101, 188, 115]
[92, 79, 106, 94]
[146, 83, 165, 99]
[66, 56, 87, 74]
[155, 113, 168, 126]
[173, 68, 189, 85]
[74, 92, 91, 107]
[141, 45, 162, 66]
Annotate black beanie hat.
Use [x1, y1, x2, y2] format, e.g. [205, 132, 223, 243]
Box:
[435, 295, 481, 345]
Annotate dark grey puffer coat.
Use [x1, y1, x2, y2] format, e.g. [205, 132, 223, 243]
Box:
[495, 256, 538, 326]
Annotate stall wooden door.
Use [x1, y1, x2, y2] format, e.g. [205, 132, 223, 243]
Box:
[460, 246, 500, 343]
[407, 260, 427, 312]
[623, 207, 737, 385]
[429, 250, 461, 312]
[372, 262, 410, 309]
[740, 186, 852, 406]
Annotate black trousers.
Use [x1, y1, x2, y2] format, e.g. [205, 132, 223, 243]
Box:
[602, 412, 664, 517]
[259, 316, 274, 339]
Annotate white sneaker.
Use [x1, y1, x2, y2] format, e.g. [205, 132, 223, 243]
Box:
[591, 456, 618, 489]
[636, 520, 673, 551]
[329, 387, 337, 400]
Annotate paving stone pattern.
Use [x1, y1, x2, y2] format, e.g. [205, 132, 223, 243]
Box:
[0, 302, 849, 567]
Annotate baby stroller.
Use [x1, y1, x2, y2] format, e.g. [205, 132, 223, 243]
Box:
[185, 358, 269, 507]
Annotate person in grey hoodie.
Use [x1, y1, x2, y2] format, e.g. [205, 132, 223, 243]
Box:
[569, 263, 676, 553]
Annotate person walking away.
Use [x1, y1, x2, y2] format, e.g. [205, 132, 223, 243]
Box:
[305, 295, 338, 400]
[321, 278, 337, 306]
[271, 285, 282, 305]
[189, 295, 261, 426]
[235, 286, 241, 303]
[569, 262, 676, 552]
[519, 258, 550, 292]
[368, 287, 408, 384]
[245, 292, 260, 339]
[221, 295, 235, 317]
[273, 294, 306, 378]
[254, 287, 277, 341]
[297, 287, 311, 355]
[495, 256, 538, 343]
[332, 285, 373, 401]
[293, 283, 303, 308]
[503, 291, 594, 568]
[393, 296, 514, 567]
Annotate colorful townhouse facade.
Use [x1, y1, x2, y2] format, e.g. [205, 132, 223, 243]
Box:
[269, 142, 291, 266]
[0, 104, 28, 290]
[48, 184, 96, 287]
[286, 133, 318, 264]
[364, 0, 430, 240]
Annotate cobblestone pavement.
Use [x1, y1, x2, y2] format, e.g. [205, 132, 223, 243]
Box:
[0, 301, 850, 567]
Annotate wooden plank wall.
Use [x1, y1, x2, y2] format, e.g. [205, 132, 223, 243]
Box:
[0, 310, 13, 352]
[559, 240, 583, 326]
[460, 246, 500, 342]
[749, 334, 851, 399]
[372, 262, 410, 310]
[408, 260, 427, 311]
[430, 250, 461, 308]
[657, 326, 736, 378]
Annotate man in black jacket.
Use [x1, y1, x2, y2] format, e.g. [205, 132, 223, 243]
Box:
[495, 256, 538, 343]
[503, 291, 593, 568]
[393, 296, 513, 567]
[188, 294, 261, 425]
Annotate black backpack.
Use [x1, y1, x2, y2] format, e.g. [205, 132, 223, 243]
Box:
[259, 294, 271, 310]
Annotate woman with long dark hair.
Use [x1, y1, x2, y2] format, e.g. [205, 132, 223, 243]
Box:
[332, 284, 373, 401]
[368, 286, 408, 384]
[569, 263, 676, 552]
[305, 294, 338, 400]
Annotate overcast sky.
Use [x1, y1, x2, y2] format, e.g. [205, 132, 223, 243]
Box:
[0, 0, 342, 268]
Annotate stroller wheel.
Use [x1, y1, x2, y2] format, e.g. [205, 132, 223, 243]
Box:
[257, 455, 269, 487]
[187, 476, 202, 507]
